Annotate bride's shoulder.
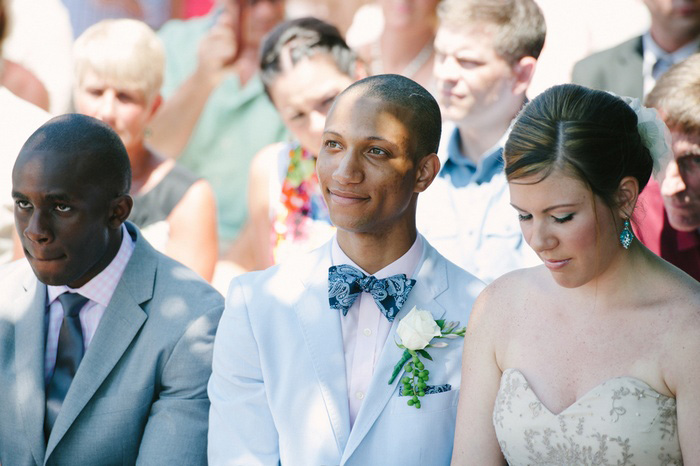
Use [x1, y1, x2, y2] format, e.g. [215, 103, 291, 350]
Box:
[487, 264, 549, 298]
[468, 265, 548, 324]
[657, 274, 700, 395]
[646, 257, 700, 311]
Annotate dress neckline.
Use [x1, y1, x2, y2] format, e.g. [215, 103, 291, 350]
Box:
[502, 368, 675, 417]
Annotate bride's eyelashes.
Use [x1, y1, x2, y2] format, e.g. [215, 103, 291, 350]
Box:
[552, 213, 575, 224]
[516, 213, 575, 223]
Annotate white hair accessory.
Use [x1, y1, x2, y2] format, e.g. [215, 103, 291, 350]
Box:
[619, 96, 673, 174]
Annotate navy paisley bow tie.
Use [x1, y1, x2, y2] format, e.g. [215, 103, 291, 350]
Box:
[328, 264, 416, 322]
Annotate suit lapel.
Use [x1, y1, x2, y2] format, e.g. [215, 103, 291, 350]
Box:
[45, 226, 154, 458]
[15, 272, 48, 465]
[294, 242, 352, 457]
[615, 36, 644, 99]
[341, 241, 448, 464]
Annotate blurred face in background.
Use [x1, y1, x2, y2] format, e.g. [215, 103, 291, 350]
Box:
[221, 0, 286, 48]
[380, 0, 440, 29]
[74, 70, 161, 156]
[433, 23, 519, 127]
[269, 54, 354, 156]
[660, 130, 700, 231]
[643, 0, 700, 37]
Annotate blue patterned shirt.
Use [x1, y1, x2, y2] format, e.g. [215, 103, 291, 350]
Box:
[417, 125, 539, 283]
[439, 127, 505, 187]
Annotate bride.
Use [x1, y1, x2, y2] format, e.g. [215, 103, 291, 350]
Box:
[451, 84, 700, 464]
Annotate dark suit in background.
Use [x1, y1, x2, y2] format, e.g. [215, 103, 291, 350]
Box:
[572, 36, 645, 100]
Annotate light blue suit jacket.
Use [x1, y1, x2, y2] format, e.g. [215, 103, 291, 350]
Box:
[208, 237, 484, 465]
[0, 223, 223, 465]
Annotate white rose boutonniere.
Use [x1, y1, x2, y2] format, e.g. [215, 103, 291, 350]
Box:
[396, 307, 442, 350]
[388, 306, 466, 409]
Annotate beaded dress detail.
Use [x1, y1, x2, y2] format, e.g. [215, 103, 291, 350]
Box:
[493, 368, 682, 465]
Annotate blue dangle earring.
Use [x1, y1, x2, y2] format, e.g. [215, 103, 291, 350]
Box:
[619, 218, 634, 249]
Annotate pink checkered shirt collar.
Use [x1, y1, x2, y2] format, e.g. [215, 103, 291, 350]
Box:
[47, 224, 135, 308]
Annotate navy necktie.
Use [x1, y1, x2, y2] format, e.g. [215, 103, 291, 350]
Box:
[328, 264, 416, 322]
[45, 292, 89, 439]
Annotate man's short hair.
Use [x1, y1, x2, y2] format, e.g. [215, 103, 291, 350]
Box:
[646, 53, 700, 135]
[260, 17, 357, 101]
[20, 113, 132, 195]
[437, 0, 546, 65]
[341, 74, 442, 159]
[73, 19, 164, 101]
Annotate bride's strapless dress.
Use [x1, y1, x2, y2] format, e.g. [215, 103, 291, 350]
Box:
[493, 368, 682, 465]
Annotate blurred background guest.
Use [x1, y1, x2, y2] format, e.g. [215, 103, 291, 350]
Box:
[417, 0, 544, 283]
[233, 17, 362, 271]
[286, 0, 370, 37]
[573, 0, 700, 99]
[73, 19, 218, 281]
[354, 0, 439, 92]
[150, 0, 287, 251]
[637, 53, 700, 280]
[62, 0, 181, 37]
[0, 0, 50, 264]
[185, 0, 215, 18]
[0, 0, 50, 111]
[2, 0, 73, 113]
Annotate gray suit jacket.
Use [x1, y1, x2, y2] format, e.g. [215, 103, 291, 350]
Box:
[0, 222, 223, 465]
[572, 36, 645, 100]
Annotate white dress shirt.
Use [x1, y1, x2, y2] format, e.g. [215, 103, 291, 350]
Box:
[331, 235, 423, 427]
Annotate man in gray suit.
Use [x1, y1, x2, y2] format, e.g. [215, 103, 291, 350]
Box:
[0, 114, 223, 465]
[572, 0, 700, 99]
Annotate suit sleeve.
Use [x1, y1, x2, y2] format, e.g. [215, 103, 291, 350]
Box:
[135, 299, 223, 465]
[208, 276, 280, 465]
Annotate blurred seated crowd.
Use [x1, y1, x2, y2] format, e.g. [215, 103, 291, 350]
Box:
[1, 0, 698, 291]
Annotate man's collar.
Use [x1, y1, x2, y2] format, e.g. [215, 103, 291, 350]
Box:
[676, 225, 700, 251]
[331, 234, 424, 280]
[643, 31, 700, 76]
[441, 125, 510, 184]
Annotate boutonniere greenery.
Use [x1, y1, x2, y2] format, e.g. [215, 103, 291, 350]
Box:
[388, 306, 465, 409]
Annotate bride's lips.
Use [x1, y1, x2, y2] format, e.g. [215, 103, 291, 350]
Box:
[328, 189, 369, 206]
[543, 258, 570, 270]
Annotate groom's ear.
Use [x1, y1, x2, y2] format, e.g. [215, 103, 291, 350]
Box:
[414, 154, 440, 193]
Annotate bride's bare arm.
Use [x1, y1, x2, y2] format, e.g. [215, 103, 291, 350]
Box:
[670, 291, 700, 463]
[451, 283, 507, 465]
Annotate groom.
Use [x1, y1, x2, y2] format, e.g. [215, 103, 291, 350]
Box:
[208, 74, 485, 465]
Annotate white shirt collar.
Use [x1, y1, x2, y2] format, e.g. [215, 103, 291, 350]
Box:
[331, 234, 424, 280]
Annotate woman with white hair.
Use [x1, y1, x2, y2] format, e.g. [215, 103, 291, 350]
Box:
[73, 19, 218, 281]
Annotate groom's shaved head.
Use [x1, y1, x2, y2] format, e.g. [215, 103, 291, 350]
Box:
[338, 74, 442, 159]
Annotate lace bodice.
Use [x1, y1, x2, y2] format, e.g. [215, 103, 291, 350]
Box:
[493, 368, 681, 465]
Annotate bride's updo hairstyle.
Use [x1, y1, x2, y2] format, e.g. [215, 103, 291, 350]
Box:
[504, 84, 654, 210]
